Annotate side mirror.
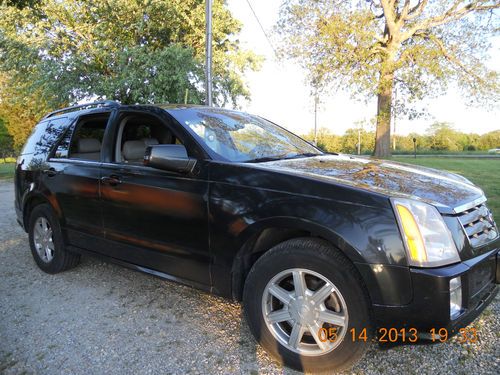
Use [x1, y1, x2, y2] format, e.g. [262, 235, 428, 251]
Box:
[144, 144, 196, 173]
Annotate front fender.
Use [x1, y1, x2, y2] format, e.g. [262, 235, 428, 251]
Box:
[208, 175, 412, 305]
[236, 216, 363, 263]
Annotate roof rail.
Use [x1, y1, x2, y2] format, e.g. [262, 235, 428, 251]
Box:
[43, 100, 120, 119]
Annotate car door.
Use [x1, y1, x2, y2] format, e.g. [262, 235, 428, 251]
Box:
[44, 110, 114, 251]
[98, 109, 210, 286]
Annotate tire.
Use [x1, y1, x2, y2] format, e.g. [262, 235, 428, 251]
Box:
[243, 238, 372, 373]
[28, 204, 80, 274]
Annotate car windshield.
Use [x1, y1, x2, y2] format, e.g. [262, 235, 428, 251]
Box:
[167, 107, 322, 162]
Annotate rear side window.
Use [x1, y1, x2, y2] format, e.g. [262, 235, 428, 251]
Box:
[21, 117, 70, 156]
[20, 120, 50, 155]
[53, 113, 110, 161]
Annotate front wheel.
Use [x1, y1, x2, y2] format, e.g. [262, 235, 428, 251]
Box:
[243, 238, 371, 373]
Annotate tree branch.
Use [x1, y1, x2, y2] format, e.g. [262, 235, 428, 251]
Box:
[370, 42, 388, 55]
[396, 47, 414, 64]
[394, 76, 418, 97]
[380, 0, 398, 35]
[398, 0, 412, 22]
[405, 0, 429, 20]
[428, 35, 485, 85]
[402, 1, 500, 41]
[367, 0, 383, 9]
[374, 33, 389, 44]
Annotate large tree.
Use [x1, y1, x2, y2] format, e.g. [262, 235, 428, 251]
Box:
[277, 0, 500, 157]
[0, 0, 261, 146]
[0, 117, 15, 158]
[0, 72, 55, 150]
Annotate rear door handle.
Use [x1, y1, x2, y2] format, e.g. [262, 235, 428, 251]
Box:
[101, 175, 122, 186]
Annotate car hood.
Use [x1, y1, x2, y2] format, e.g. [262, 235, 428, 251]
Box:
[256, 154, 484, 213]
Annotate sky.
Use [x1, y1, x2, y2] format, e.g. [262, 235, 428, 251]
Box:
[226, 0, 500, 136]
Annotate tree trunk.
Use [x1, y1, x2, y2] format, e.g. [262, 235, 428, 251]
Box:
[373, 70, 394, 158]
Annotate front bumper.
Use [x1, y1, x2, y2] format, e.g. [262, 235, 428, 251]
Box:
[372, 248, 499, 336]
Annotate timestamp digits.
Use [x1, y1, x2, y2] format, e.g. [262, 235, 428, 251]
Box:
[318, 327, 479, 343]
[429, 327, 478, 343]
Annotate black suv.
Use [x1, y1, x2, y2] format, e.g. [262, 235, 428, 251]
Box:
[15, 101, 499, 372]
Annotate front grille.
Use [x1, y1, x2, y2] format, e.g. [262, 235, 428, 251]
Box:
[468, 260, 495, 297]
[457, 203, 498, 248]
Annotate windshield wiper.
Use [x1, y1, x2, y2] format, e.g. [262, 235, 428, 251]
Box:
[245, 156, 286, 163]
[245, 153, 320, 163]
[282, 152, 319, 160]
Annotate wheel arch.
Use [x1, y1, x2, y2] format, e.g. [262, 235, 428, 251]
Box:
[231, 217, 365, 301]
[22, 192, 61, 231]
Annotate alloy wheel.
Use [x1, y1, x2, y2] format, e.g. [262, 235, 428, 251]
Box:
[33, 217, 55, 263]
[261, 268, 348, 356]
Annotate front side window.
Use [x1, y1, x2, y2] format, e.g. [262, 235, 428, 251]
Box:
[168, 107, 321, 162]
[114, 113, 184, 165]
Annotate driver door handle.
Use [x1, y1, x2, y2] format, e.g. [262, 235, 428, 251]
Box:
[101, 175, 122, 186]
[42, 168, 58, 177]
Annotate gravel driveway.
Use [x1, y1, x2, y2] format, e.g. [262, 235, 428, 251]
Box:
[0, 179, 498, 374]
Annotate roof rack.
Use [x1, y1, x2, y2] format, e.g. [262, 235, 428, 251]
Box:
[43, 100, 120, 119]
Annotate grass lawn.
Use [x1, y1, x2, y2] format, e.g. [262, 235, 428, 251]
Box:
[394, 157, 500, 216]
[0, 162, 15, 180]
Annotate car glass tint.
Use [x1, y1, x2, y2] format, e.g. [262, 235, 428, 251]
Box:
[53, 120, 76, 159]
[68, 114, 110, 161]
[21, 117, 70, 156]
[168, 107, 321, 162]
[20, 120, 50, 155]
[116, 114, 184, 164]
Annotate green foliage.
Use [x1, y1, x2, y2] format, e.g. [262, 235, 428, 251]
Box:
[0, 73, 54, 150]
[426, 122, 461, 151]
[0, 118, 15, 158]
[341, 128, 376, 154]
[477, 130, 500, 149]
[277, 0, 500, 157]
[278, 0, 500, 107]
[303, 122, 500, 154]
[2, 0, 39, 9]
[277, 1, 379, 94]
[92, 45, 203, 105]
[303, 127, 342, 151]
[0, 0, 260, 106]
[0, 0, 261, 147]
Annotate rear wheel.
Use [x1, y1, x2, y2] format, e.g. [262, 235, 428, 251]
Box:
[28, 204, 80, 273]
[243, 238, 371, 373]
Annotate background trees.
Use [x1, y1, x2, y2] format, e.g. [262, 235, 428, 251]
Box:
[302, 122, 500, 154]
[0, 73, 54, 150]
[0, 118, 14, 160]
[0, 0, 261, 149]
[277, 0, 500, 158]
[426, 122, 461, 151]
[0, 1, 498, 156]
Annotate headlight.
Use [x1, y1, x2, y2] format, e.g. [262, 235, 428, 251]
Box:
[392, 198, 460, 267]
